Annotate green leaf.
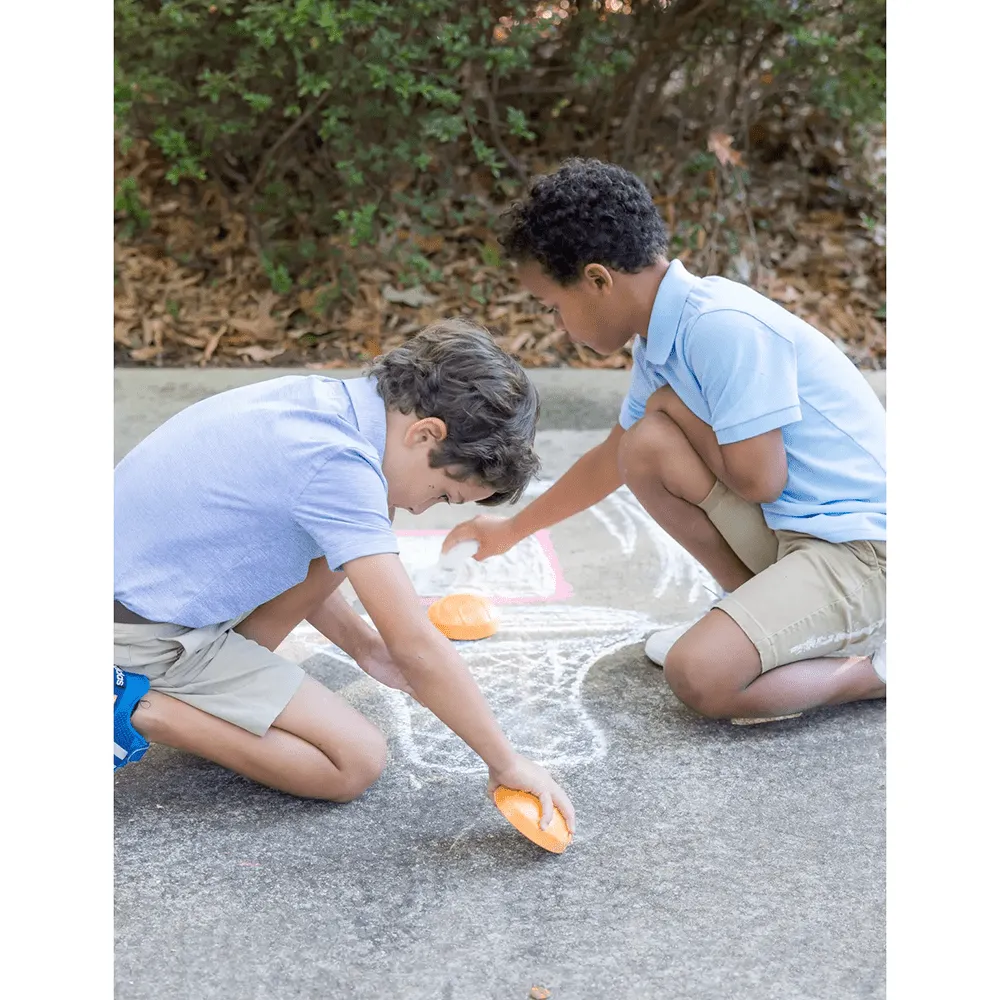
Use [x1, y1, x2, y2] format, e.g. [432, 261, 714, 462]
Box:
[505, 105, 537, 141]
[242, 92, 273, 113]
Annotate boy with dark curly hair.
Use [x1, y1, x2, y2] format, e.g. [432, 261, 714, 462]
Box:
[114, 320, 574, 830]
[445, 158, 886, 722]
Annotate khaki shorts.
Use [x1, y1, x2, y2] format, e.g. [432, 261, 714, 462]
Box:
[113, 615, 305, 736]
[698, 481, 886, 672]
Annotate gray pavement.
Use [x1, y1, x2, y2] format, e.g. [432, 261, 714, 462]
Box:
[114, 367, 887, 1000]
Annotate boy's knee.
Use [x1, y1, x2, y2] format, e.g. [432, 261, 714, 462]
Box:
[618, 414, 694, 497]
[663, 641, 733, 719]
[618, 416, 666, 483]
[330, 726, 388, 802]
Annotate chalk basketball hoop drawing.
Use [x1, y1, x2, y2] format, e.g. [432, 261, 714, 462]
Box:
[281, 483, 711, 775]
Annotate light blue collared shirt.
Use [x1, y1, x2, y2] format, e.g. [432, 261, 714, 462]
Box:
[620, 261, 886, 543]
[115, 375, 399, 627]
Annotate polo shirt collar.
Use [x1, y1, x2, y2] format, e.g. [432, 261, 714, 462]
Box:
[343, 376, 388, 461]
[644, 259, 699, 365]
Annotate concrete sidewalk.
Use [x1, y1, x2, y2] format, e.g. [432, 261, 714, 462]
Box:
[114, 367, 886, 1000]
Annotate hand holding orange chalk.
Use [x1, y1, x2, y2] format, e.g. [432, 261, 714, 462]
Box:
[427, 593, 499, 641]
[493, 786, 573, 854]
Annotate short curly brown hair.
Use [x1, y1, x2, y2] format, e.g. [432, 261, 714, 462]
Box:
[500, 157, 668, 284]
[365, 320, 541, 505]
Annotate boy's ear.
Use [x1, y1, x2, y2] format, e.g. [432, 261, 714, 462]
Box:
[404, 416, 448, 448]
[583, 263, 614, 294]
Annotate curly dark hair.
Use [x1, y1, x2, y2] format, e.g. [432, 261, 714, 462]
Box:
[365, 319, 541, 506]
[499, 158, 668, 285]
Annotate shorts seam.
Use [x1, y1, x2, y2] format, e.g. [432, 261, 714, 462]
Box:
[714, 600, 776, 672]
[697, 479, 730, 517]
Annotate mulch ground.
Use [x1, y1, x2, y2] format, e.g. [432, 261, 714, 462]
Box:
[114, 131, 885, 371]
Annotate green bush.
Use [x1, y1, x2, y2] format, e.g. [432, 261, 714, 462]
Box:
[116, 2, 548, 198]
[115, 0, 885, 282]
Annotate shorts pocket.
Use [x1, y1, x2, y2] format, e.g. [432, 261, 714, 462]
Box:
[845, 539, 883, 574]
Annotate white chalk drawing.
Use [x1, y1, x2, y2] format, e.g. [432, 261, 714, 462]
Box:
[280, 481, 711, 775]
[287, 605, 668, 774]
[405, 531, 571, 603]
[522, 480, 717, 602]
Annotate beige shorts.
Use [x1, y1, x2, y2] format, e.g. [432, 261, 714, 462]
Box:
[113, 615, 305, 736]
[698, 481, 886, 672]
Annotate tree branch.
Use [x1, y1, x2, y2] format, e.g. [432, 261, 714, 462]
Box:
[483, 72, 529, 186]
[246, 91, 331, 202]
[621, 63, 659, 163]
[616, 0, 725, 157]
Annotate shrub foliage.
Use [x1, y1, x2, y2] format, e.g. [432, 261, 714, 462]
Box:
[115, 0, 885, 287]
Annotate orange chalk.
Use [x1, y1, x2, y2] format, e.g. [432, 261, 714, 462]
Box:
[493, 786, 573, 854]
[427, 593, 499, 641]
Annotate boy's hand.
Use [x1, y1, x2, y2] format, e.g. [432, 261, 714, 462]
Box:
[357, 640, 415, 696]
[487, 754, 576, 834]
[442, 515, 519, 561]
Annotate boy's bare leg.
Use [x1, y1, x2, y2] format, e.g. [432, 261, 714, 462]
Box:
[619, 387, 885, 718]
[663, 609, 885, 720]
[130, 557, 388, 800]
[618, 405, 755, 593]
[132, 679, 386, 799]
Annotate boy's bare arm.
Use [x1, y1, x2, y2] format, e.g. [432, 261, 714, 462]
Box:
[343, 551, 575, 829]
[667, 412, 787, 503]
[443, 423, 626, 559]
[643, 385, 788, 505]
[307, 586, 421, 694]
[511, 422, 626, 539]
[306, 589, 380, 661]
[345, 553, 515, 767]
[718, 431, 788, 504]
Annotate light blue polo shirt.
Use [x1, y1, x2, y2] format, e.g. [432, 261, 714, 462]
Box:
[620, 260, 886, 543]
[115, 375, 399, 627]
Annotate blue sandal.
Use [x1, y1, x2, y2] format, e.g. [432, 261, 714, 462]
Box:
[114, 667, 150, 771]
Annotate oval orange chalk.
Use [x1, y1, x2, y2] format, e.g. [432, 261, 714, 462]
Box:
[427, 593, 499, 641]
[493, 787, 573, 854]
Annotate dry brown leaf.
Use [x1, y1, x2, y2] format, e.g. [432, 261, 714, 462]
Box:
[173, 334, 209, 349]
[237, 345, 287, 362]
[114, 126, 883, 371]
[357, 267, 393, 284]
[497, 290, 533, 304]
[708, 130, 743, 168]
[130, 345, 163, 361]
[229, 313, 279, 340]
[505, 330, 535, 353]
[381, 284, 438, 307]
[141, 316, 165, 348]
[298, 288, 320, 313]
[451, 224, 493, 241]
[413, 233, 444, 253]
[535, 328, 566, 351]
[201, 326, 227, 364]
